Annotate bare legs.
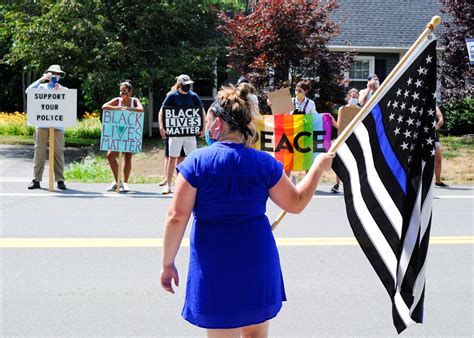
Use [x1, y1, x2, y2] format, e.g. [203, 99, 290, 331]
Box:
[207, 320, 269, 338]
[107, 151, 133, 182]
[435, 146, 443, 184]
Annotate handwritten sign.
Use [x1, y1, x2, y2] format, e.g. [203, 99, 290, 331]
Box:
[27, 89, 77, 127]
[253, 114, 332, 171]
[163, 106, 202, 137]
[100, 110, 144, 153]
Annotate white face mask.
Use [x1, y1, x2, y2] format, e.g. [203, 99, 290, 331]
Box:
[374, 80, 380, 88]
[348, 98, 359, 105]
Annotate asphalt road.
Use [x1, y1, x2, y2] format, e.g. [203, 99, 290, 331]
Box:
[0, 145, 473, 337]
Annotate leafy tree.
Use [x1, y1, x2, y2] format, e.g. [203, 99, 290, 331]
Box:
[439, 0, 473, 104]
[1, 0, 239, 113]
[2, 0, 108, 112]
[218, 0, 352, 113]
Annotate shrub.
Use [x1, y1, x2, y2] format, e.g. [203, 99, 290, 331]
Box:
[0, 112, 35, 136]
[443, 97, 474, 135]
[64, 114, 102, 139]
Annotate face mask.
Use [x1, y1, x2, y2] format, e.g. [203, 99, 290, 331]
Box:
[205, 119, 218, 146]
[296, 92, 305, 101]
[50, 75, 59, 87]
[348, 98, 359, 105]
[374, 80, 380, 88]
[181, 84, 191, 93]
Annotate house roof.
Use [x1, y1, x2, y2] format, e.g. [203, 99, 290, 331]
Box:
[329, 0, 445, 50]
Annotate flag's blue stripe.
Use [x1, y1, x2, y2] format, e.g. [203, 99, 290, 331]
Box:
[371, 104, 407, 194]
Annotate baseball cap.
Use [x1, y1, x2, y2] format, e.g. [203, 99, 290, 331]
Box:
[176, 74, 194, 85]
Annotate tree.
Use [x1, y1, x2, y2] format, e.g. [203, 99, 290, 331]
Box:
[2, 0, 108, 112]
[218, 0, 352, 113]
[1, 0, 239, 113]
[439, 0, 473, 104]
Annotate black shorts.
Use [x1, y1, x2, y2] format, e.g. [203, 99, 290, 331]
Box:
[164, 138, 186, 158]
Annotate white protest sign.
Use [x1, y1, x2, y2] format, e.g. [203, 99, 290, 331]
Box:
[27, 88, 77, 127]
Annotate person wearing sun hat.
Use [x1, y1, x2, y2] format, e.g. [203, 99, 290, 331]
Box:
[25, 64, 68, 190]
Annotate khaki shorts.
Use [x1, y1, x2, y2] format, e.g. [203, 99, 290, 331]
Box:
[168, 136, 196, 157]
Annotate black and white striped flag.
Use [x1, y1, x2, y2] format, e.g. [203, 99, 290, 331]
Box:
[333, 33, 437, 333]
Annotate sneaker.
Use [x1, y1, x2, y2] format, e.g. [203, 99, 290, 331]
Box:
[106, 182, 117, 191]
[28, 180, 40, 190]
[57, 181, 67, 190]
[161, 184, 172, 195]
[158, 179, 166, 187]
[331, 184, 340, 193]
[122, 182, 130, 192]
[435, 181, 448, 187]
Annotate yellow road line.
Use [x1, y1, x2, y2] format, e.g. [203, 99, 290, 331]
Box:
[0, 236, 472, 248]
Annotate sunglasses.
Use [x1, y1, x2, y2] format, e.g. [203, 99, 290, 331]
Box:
[120, 91, 130, 95]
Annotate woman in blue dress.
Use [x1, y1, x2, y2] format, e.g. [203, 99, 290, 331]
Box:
[161, 84, 334, 338]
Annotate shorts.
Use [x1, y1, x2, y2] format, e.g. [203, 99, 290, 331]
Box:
[165, 138, 186, 158]
[168, 136, 196, 157]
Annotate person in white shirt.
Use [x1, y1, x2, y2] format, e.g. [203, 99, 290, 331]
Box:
[291, 80, 318, 115]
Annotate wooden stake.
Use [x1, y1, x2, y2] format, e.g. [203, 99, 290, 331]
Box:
[116, 152, 123, 193]
[48, 127, 54, 192]
[270, 16, 442, 232]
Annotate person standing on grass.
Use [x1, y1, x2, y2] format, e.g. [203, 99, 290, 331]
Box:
[161, 84, 334, 338]
[102, 80, 144, 192]
[26, 65, 68, 191]
[158, 74, 205, 195]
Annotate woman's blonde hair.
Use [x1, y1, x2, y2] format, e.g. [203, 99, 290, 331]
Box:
[213, 84, 259, 147]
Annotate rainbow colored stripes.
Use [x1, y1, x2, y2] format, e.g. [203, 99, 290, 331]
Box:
[254, 113, 332, 171]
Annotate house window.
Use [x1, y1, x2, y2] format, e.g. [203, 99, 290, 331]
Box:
[346, 56, 375, 89]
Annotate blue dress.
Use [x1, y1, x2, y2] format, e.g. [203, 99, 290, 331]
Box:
[176, 142, 287, 329]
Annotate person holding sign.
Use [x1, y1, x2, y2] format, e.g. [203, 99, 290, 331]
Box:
[158, 74, 205, 195]
[161, 84, 334, 338]
[102, 81, 144, 192]
[291, 80, 318, 116]
[331, 88, 360, 193]
[26, 65, 68, 190]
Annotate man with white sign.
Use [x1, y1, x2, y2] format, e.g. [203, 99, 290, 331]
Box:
[25, 64, 75, 191]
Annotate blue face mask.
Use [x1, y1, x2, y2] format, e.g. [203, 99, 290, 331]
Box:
[205, 119, 218, 146]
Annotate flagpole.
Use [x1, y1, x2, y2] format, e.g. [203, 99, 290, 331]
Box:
[271, 16, 441, 232]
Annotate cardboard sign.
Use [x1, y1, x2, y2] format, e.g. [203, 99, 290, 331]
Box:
[100, 110, 144, 153]
[163, 106, 202, 137]
[337, 106, 360, 134]
[253, 113, 332, 171]
[267, 88, 294, 115]
[27, 89, 77, 127]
